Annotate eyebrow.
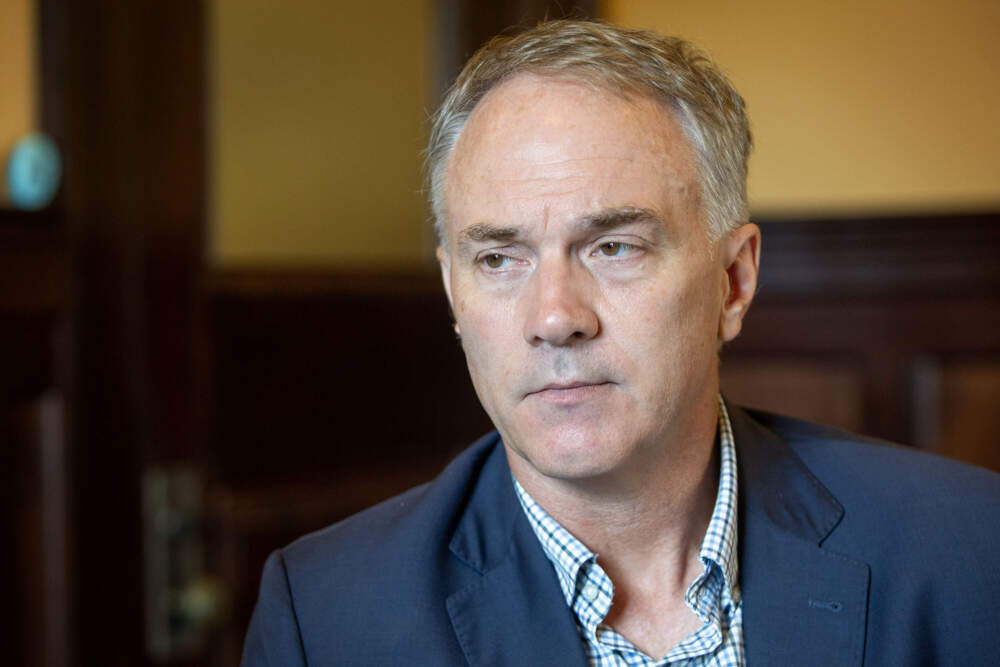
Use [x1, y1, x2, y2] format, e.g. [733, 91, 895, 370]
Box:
[577, 206, 662, 230]
[459, 224, 520, 245]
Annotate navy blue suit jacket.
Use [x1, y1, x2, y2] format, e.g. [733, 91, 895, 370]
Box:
[242, 406, 1000, 665]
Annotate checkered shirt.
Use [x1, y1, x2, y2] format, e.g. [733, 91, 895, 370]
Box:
[513, 397, 743, 666]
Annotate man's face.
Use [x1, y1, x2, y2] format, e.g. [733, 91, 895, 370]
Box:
[438, 74, 756, 485]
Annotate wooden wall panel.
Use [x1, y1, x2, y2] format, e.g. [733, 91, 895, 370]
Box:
[913, 357, 1000, 472]
[0, 202, 70, 667]
[1, 400, 47, 667]
[721, 358, 865, 433]
[725, 213, 1000, 451]
[209, 271, 491, 485]
[0, 214, 69, 667]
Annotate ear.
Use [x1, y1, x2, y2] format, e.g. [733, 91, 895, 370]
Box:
[718, 223, 760, 343]
[436, 245, 460, 336]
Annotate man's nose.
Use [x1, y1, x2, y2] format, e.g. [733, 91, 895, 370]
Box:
[522, 257, 600, 346]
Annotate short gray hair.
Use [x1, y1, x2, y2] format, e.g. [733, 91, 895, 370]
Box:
[427, 19, 752, 244]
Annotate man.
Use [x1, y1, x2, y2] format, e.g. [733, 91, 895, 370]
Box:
[242, 20, 1000, 666]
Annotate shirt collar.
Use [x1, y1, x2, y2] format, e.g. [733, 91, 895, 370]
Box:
[513, 395, 740, 607]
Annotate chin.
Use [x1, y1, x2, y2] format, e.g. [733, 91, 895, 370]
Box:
[506, 428, 630, 482]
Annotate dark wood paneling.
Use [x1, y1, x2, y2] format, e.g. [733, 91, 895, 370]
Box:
[0, 210, 68, 315]
[2, 399, 51, 667]
[724, 214, 1000, 449]
[0, 208, 70, 667]
[209, 271, 491, 485]
[727, 297, 1000, 440]
[912, 357, 1000, 471]
[721, 358, 866, 433]
[752, 213, 1000, 298]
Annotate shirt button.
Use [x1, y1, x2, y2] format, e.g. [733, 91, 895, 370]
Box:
[582, 583, 599, 601]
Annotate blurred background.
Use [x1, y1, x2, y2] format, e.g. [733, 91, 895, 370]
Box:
[2, 0, 998, 664]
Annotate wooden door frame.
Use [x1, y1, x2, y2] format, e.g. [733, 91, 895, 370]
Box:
[39, 1, 208, 664]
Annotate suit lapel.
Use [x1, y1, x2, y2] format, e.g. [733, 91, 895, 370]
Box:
[446, 443, 587, 667]
[730, 406, 870, 666]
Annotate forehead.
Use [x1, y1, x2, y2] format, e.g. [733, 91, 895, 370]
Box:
[442, 74, 700, 239]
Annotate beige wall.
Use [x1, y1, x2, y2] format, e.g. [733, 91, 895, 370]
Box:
[211, 1, 1000, 268]
[605, 0, 1000, 217]
[210, 0, 431, 268]
[0, 0, 36, 204]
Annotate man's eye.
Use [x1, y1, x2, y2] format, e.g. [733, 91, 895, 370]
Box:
[483, 253, 508, 268]
[598, 241, 633, 256]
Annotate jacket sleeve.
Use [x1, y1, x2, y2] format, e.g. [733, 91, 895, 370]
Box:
[241, 550, 308, 667]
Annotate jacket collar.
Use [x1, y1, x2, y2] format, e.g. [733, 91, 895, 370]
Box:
[730, 404, 870, 666]
[446, 440, 588, 666]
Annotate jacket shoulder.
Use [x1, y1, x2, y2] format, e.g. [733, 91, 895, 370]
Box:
[747, 409, 1000, 503]
[742, 408, 1000, 572]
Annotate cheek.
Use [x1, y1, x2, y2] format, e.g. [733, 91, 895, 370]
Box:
[614, 269, 720, 371]
[455, 293, 517, 382]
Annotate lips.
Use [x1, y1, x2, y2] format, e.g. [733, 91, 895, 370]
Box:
[535, 381, 601, 392]
[526, 381, 612, 404]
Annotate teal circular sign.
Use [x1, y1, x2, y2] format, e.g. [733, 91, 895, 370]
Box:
[6, 133, 62, 210]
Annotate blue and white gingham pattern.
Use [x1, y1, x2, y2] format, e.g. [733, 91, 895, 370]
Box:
[514, 397, 743, 666]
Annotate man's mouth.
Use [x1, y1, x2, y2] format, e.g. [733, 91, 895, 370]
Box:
[526, 381, 613, 404]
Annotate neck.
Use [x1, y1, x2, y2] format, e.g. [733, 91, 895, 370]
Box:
[508, 394, 720, 586]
